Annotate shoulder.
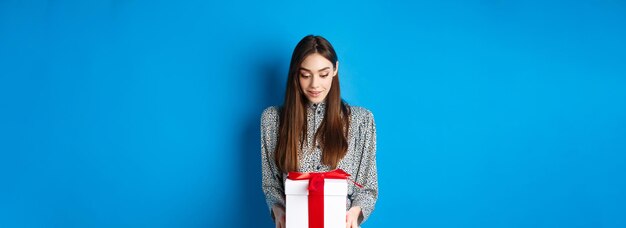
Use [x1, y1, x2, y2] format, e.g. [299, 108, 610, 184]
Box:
[348, 105, 375, 121]
[261, 106, 281, 125]
[347, 105, 375, 130]
[262, 106, 280, 118]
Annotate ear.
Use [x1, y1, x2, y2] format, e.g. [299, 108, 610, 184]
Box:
[334, 61, 339, 77]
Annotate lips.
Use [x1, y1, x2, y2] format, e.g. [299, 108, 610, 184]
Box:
[308, 90, 322, 96]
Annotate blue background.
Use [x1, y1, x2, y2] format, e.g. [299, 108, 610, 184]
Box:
[1, 0, 625, 227]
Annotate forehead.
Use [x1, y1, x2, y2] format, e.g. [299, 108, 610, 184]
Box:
[300, 53, 333, 71]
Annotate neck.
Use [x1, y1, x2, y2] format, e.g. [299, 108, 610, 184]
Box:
[307, 99, 326, 106]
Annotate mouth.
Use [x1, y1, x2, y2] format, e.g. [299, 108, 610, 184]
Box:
[308, 90, 323, 97]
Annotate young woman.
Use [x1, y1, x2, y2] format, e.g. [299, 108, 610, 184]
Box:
[261, 35, 378, 228]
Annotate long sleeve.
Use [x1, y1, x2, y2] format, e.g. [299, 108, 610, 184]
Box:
[350, 109, 378, 224]
[260, 107, 285, 218]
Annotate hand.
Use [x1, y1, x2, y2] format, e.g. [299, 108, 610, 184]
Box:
[346, 206, 362, 228]
[272, 205, 286, 228]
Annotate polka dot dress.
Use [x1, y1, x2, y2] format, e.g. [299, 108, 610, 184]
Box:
[260, 101, 378, 224]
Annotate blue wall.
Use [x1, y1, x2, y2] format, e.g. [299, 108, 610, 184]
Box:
[1, 0, 625, 227]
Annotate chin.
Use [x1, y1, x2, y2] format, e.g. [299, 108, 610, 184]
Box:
[308, 97, 325, 103]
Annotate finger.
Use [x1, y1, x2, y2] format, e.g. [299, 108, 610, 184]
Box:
[346, 215, 352, 228]
[352, 219, 358, 228]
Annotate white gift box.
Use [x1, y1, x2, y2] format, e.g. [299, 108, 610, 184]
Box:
[285, 178, 347, 228]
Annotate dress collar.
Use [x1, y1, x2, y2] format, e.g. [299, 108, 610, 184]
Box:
[306, 100, 327, 113]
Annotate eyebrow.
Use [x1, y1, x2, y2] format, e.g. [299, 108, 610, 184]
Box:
[299, 67, 331, 72]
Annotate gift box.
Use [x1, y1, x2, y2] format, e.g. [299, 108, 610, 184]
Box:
[285, 169, 349, 228]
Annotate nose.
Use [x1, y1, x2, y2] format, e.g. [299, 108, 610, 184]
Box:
[310, 75, 320, 88]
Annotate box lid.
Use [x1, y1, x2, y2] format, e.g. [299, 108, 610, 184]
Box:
[285, 179, 347, 196]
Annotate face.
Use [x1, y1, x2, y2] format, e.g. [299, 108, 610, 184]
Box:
[298, 53, 338, 104]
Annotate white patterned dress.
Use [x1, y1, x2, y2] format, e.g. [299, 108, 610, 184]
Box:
[260, 101, 378, 224]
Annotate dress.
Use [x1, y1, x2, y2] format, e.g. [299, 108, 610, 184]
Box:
[260, 100, 378, 224]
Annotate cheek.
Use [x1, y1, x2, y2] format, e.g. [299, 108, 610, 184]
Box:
[299, 78, 307, 88]
[324, 78, 333, 89]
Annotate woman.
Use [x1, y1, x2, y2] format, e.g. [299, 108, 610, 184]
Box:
[261, 35, 378, 228]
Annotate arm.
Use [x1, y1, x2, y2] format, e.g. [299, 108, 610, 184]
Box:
[260, 108, 286, 221]
[350, 110, 378, 225]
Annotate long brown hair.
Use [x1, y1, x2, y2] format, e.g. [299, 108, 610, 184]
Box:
[275, 35, 351, 173]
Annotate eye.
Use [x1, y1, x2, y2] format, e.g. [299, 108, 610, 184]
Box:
[300, 73, 311, 78]
[320, 74, 329, 78]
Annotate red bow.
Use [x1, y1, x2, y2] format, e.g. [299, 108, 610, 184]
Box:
[287, 169, 361, 228]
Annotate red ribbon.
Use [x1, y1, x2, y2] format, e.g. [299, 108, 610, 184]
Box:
[287, 169, 361, 228]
